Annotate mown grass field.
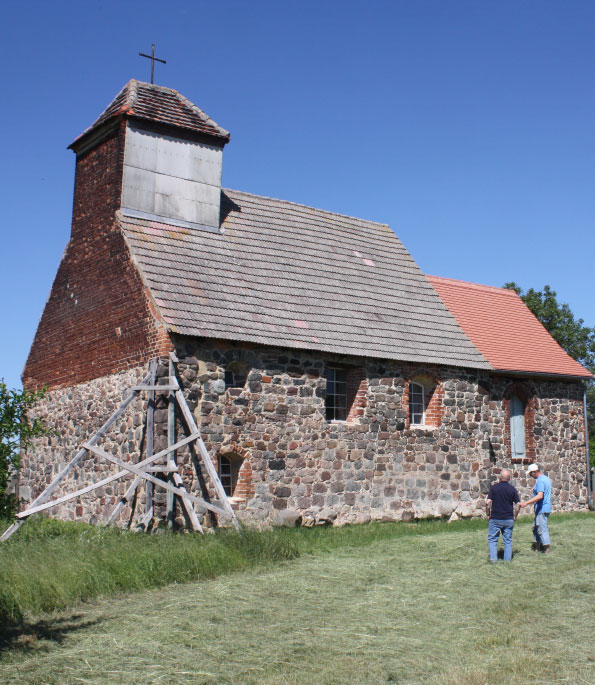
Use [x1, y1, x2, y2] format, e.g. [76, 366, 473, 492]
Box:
[1, 513, 594, 684]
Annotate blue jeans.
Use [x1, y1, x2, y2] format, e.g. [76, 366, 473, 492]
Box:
[533, 512, 550, 546]
[488, 519, 514, 561]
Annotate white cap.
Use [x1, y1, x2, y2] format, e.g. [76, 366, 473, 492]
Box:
[526, 463, 540, 475]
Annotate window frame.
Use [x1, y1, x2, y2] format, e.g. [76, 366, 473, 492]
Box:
[325, 367, 349, 421]
[218, 454, 244, 497]
[509, 394, 526, 459]
[409, 381, 426, 426]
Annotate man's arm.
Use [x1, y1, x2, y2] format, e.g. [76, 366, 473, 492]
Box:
[486, 498, 492, 517]
[520, 491, 544, 509]
[513, 502, 521, 520]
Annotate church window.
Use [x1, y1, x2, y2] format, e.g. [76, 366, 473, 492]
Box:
[510, 395, 526, 459]
[326, 367, 348, 420]
[409, 382, 425, 425]
[224, 361, 248, 389]
[408, 375, 441, 427]
[218, 454, 244, 497]
[325, 366, 365, 421]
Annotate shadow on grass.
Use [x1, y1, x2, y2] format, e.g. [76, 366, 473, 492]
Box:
[0, 614, 102, 654]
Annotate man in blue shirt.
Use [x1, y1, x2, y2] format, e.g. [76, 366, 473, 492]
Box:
[520, 463, 552, 553]
[486, 469, 521, 562]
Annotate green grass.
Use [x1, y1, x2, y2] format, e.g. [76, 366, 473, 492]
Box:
[0, 517, 298, 623]
[0, 513, 590, 624]
[1, 513, 594, 683]
[0, 513, 594, 683]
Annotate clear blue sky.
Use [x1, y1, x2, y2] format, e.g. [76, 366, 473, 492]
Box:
[2, 0, 593, 390]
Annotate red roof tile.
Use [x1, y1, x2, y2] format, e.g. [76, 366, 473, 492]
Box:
[428, 276, 592, 378]
[71, 80, 230, 147]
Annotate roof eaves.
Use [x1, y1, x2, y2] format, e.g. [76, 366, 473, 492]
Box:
[175, 90, 230, 140]
[490, 368, 593, 381]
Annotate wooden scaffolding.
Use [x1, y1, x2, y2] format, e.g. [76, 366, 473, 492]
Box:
[1, 353, 239, 542]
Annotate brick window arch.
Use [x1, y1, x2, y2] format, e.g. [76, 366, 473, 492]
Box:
[404, 374, 443, 428]
[216, 444, 254, 502]
[324, 366, 367, 421]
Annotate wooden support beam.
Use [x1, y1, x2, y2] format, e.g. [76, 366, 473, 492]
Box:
[83, 444, 231, 518]
[1, 372, 151, 542]
[166, 356, 176, 528]
[106, 476, 142, 525]
[16, 432, 202, 519]
[144, 359, 157, 525]
[174, 386, 241, 531]
[131, 385, 178, 392]
[171, 471, 203, 533]
[165, 355, 202, 532]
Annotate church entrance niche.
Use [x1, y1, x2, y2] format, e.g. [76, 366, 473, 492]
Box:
[510, 395, 526, 459]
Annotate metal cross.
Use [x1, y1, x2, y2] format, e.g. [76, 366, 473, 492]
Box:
[139, 44, 166, 84]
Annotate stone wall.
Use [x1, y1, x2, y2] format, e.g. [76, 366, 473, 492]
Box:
[19, 367, 149, 524]
[19, 339, 589, 527]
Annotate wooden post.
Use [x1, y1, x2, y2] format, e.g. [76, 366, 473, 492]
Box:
[144, 358, 157, 525]
[81, 444, 230, 518]
[166, 356, 176, 528]
[166, 354, 203, 532]
[106, 476, 141, 525]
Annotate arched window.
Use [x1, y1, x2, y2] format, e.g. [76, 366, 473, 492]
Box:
[218, 453, 245, 497]
[408, 375, 441, 427]
[409, 382, 425, 425]
[510, 395, 526, 459]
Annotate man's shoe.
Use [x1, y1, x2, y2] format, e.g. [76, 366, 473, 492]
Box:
[531, 542, 541, 552]
[542, 545, 551, 554]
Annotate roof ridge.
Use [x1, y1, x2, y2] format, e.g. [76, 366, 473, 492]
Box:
[175, 90, 230, 138]
[71, 80, 230, 149]
[125, 78, 138, 110]
[428, 275, 518, 296]
[224, 187, 390, 228]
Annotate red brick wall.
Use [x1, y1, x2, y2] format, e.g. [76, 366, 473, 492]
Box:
[23, 122, 172, 390]
[346, 368, 368, 420]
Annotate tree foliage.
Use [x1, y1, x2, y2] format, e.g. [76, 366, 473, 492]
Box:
[0, 381, 48, 518]
[504, 283, 595, 466]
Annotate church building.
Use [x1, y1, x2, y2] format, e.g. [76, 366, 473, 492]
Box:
[19, 80, 592, 528]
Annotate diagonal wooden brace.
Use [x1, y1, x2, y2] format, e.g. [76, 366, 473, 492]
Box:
[84, 443, 232, 519]
[1, 372, 152, 542]
[16, 431, 203, 519]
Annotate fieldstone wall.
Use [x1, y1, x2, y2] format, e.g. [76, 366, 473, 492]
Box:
[19, 339, 589, 527]
[19, 367, 149, 524]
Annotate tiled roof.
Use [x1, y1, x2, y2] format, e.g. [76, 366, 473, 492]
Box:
[428, 276, 592, 378]
[119, 190, 491, 369]
[71, 80, 230, 146]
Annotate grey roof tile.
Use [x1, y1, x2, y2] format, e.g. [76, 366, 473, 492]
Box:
[71, 80, 230, 148]
[120, 189, 491, 369]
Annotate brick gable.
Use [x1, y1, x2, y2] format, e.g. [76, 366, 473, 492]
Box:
[23, 122, 172, 389]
